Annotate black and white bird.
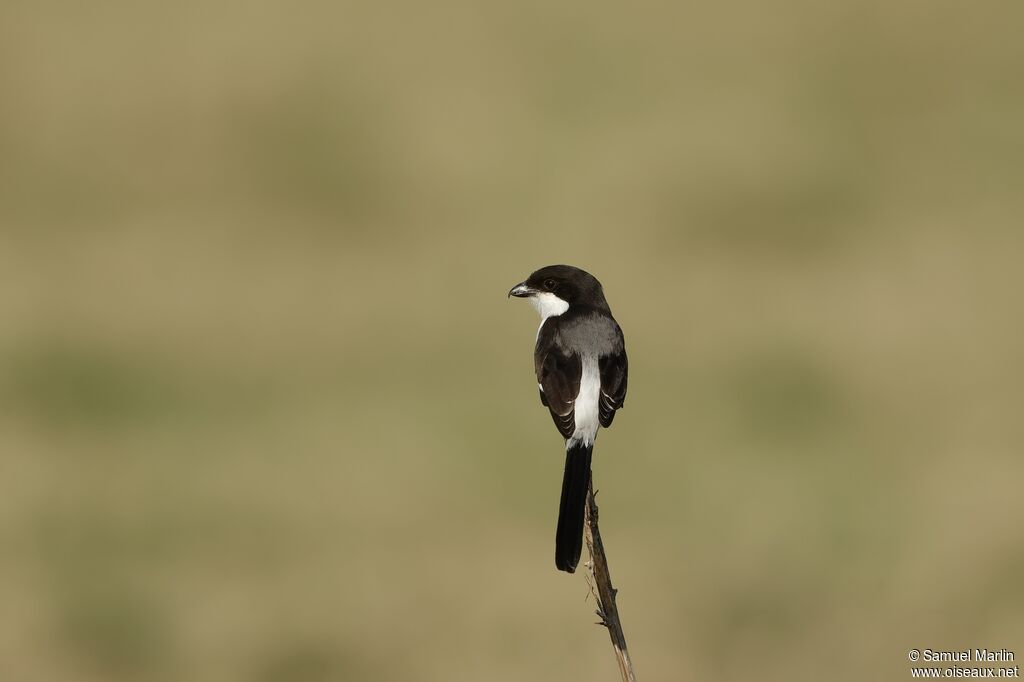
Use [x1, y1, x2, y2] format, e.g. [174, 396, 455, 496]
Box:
[508, 265, 628, 573]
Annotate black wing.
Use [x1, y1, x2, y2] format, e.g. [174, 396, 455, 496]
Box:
[535, 327, 581, 439]
[598, 342, 627, 428]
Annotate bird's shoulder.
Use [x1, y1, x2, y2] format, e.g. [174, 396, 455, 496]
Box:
[546, 306, 623, 356]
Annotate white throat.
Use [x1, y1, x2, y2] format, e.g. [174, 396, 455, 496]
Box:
[529, 292, 569, 321]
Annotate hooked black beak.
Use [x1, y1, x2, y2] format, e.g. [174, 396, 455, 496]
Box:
[508, 282, 535, 298]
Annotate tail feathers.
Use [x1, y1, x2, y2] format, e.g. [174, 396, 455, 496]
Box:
[555, 442, 593, 573]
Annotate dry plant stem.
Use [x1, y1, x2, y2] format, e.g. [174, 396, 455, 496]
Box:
[584, 480, 638, 682]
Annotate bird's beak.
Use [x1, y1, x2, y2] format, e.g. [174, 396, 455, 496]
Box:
[508, 282, 535, 298]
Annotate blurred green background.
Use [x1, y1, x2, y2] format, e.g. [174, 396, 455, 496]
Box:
[2, 1, 1023, 680]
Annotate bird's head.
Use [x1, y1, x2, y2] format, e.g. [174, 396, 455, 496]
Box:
[507, 264, 609, 317]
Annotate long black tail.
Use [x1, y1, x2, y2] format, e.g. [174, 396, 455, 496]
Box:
[555, 441, 593, 573]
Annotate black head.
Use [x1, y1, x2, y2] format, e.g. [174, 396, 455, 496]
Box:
[507, 264, 610, 311]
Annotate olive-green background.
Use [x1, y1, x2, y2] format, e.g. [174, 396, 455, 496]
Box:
[2, 2, 1022, 681]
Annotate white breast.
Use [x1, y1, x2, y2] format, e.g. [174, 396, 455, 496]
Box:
[568, 355, 600, 448]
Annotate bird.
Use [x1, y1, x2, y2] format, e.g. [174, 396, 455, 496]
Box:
[508, 265, 628, 573]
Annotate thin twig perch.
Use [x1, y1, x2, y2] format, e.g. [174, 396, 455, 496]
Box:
[583, 479, 638, 682]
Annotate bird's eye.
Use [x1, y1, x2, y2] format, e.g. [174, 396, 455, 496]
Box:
[543, 278, 557, 290]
